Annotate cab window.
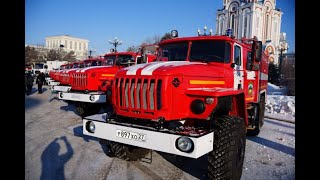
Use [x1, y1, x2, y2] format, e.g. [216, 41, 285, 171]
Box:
[234, 45, 241, 65]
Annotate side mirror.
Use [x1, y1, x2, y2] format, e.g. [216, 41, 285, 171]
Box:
[251, 41, 262, 62]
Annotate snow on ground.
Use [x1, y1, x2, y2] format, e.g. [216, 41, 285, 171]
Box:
[267, 83, 288, 95]
[266, 83, 295, 121]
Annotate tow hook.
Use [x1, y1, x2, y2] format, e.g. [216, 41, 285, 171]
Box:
[156, 117, 165, 130]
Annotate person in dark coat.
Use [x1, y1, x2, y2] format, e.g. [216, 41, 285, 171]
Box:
[36, 72, 46, 94]
[26, 72, 34, 95]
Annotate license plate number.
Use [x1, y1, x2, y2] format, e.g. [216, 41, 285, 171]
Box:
[116, 130, 146, 141]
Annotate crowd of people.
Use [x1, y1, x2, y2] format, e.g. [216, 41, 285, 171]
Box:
[25, 72, 46, 95]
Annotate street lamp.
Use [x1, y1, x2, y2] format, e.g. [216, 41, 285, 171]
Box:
[88, 48, 96, 59]
[109, 37, 122, 52]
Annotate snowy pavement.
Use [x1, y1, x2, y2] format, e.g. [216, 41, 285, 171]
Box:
[25, 85, 295, 180]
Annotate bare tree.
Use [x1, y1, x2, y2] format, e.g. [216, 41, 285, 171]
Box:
[63, 51, 77, 62]
[126, 45, 139, 52]
[25, 46, 39, 64]
[46, 49, 63, 61]
[160, 33, 172, 42]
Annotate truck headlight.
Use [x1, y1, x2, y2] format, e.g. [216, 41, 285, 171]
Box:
[86, 121, 95, 133]
[205, 97, 214, 104]
[89, 95, 95, 101]
[175, 137, 194, 153]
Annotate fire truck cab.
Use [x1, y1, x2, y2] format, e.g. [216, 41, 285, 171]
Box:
[59, 51, 156, 117]
[83, 30, 268, 179]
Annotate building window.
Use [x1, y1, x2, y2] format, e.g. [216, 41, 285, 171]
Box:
[59, 40, 61, 46]
[75, 42, 77, 50]
[230, 14, 235, 30]
[70, 41, 72, 49]
[79, 42, 82, 51]
[256, 15, 260, 35]
[265, 14, 269, 40]
[65, 40, 67, 48]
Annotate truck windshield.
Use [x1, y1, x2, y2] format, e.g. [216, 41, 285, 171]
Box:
[91, 61, 101, 66]
[157, 40, 231, 63]
[189, 40, 231, 63]
[117, 55, 133, 62]
[73, 63, 79, 68]
[34, 63, 44, 69]
[79, 63, 85, 68]
[105, 55, 116, 65]
[157, 42, 188, 61]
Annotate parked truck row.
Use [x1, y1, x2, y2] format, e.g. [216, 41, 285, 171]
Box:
[47, 29, 269, 180]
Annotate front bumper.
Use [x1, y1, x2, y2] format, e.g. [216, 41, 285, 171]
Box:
[83, 114, 214, 158]
[50, 85, 71, 92]
[48, 81, 60, 86]
[58, 92, 106, 103]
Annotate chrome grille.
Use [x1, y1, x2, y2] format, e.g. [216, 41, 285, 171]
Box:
[116, 77, 162, 111]
[72, 73, 87, 87]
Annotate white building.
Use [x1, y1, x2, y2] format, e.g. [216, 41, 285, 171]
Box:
[216, 0, 288, 64]
[45, 35, 89, 60]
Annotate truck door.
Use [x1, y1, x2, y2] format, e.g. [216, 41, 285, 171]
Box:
[233, 44, 244, 90]
[244, 51, 258, 102]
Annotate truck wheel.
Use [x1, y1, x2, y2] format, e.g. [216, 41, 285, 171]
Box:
[247, 95, 265, 136]
[106, 140, 149, 161]
[208, 115, 246, 180]
[75, 102, 88, 117]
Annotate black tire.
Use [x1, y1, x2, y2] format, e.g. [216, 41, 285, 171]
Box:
[104, 140, 149, 161]
[208, 115, 246, 180]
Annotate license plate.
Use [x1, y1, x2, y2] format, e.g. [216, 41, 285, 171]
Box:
[116, 129, 146, 142]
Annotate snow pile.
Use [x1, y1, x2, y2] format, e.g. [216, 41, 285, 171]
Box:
[265, 83, 295, 121]
[266, 95, 295, 118]
[267, 83, 288, 95]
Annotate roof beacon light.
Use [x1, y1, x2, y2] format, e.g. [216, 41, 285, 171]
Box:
[226, 28, 233, 37]
[171, 30, 178, 38]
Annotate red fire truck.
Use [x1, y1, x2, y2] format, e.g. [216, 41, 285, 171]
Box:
[52, 58, 105, 92]
[48, 64, 69, 86]
[83, 30, 268, 179]
[58, 51, 156, 117]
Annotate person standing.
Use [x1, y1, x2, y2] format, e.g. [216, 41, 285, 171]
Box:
[26, 72, 34, 95]
[36, 72, 45, 94]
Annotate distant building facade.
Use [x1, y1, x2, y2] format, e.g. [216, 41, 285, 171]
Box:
[45, 35, 89, 60]
[216, 0, 288, 64]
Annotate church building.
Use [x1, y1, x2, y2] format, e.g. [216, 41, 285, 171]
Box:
[216, 0, 288, 64]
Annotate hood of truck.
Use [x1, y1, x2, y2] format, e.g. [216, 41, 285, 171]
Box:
[75, 65, 115, 73]
[119, 61, 225, 77]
